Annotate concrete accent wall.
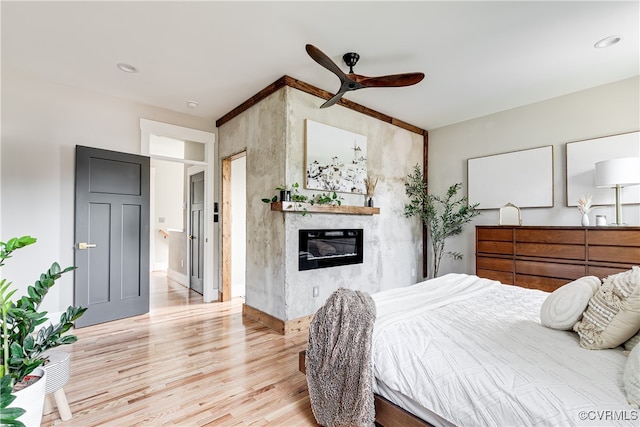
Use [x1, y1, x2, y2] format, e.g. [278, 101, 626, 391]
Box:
[428, 76, 640, 277]
[218, 88, 288, 319]
[218, 86, 424, 321]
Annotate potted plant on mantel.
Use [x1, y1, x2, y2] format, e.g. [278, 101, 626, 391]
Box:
[0, 236, 86, 427]
[262, 183, 345, 216]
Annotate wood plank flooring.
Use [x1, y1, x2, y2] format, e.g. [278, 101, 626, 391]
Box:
[41, 274, 316, 426]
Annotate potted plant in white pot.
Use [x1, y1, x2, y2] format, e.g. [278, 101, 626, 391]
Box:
[0, 236, 86, 427]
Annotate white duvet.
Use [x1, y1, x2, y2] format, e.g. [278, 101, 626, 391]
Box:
[371, 273, 637, 426]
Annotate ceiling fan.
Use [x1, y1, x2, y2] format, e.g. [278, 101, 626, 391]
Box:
[305, 44, 425, 108]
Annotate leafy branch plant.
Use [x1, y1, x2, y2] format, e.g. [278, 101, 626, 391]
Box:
[404, 165, 480, 278]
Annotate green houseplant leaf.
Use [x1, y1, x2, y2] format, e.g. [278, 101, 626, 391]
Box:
[0, 235, 87, 420]
[0, 373, 26, 427]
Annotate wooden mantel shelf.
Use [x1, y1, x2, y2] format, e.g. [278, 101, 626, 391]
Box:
[270, 201, 380, 215]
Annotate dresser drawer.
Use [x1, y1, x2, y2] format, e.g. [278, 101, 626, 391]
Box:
[477, 269, 513, 285]
[477, 241, 513, 255]
[515, 274, 570, 292]
[588, 265, 635, 280]
[516, 229, 585, 244]
[477, 227, 513, 242]
[589, 229, 640, 246]
[515, 260, 586, 280]
[516, 242, 585, 260]
[477, 256, 513, 272]
[589, 246, 640, 264]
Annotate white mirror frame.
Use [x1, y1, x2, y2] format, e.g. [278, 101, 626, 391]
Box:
[499, 202, 522, 225]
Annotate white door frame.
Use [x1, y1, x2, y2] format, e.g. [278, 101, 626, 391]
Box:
[140, 119, 217, 302]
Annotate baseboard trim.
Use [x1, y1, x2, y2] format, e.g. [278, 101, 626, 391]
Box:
[167, 269, 188, 287]
[242, 303, 313, 335]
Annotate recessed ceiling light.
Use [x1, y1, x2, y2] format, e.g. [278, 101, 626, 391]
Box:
[594, 35, 622, 48]
[116, 63, 138, 73]
[186, 101, 199, 109]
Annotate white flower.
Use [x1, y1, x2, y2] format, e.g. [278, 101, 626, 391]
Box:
[577, 195, 592, 214]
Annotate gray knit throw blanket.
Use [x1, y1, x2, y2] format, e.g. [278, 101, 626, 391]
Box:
[306, 288, 377, 427]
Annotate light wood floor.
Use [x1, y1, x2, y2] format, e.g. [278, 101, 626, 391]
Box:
[41, 273, 316, 426]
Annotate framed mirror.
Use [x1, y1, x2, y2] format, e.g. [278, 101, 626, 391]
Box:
[499, 202, 521, 225]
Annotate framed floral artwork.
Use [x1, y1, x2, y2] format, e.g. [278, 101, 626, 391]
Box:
[305, 119, 367, 194]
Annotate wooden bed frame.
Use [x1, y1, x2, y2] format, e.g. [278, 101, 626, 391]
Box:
[298, 350, 430, 427]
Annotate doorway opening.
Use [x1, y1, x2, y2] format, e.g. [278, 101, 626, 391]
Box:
[221, 152, 247, 301]
[141, 119, 217, 302]
[150, 153, 185, 274]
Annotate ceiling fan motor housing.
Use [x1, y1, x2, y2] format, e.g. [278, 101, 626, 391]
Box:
[343, 52, 360, 73]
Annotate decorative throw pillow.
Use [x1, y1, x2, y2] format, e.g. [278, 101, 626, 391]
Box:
[574, 266, 640, 350]
[625, 331, 640, 352]
[540, 276, 601, 330]
[624, 343, 640, 408]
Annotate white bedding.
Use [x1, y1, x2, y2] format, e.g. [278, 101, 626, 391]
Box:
[371, 273, 637, 426]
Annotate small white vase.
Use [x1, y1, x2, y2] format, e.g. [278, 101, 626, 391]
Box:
[11, 368, 47, 427]
[581, 213, 589, 226]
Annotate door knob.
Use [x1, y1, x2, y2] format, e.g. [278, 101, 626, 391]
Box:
[188, 234, 193, 240]
[77, 242, 96, 250]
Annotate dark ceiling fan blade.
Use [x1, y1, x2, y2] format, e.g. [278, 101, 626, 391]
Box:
[320, 89, 348, 108]
[306, 44, 349, 82]
[307, 44, 425, 108]
[357, 72, 425, 88]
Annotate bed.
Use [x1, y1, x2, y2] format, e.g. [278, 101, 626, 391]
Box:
[300, 272, 639, 427]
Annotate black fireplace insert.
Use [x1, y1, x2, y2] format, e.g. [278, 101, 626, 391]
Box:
[299, 229, 363, 271]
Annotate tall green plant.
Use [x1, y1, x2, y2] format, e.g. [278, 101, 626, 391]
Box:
[404, 165, 480, 278]
[0, 236, 86, 388]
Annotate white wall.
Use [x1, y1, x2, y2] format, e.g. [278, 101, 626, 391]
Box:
[151, 159, 185, 271]
[1, 71, 214, 313]
[428, 76, 640, 277]
[231, 156, 246, 298]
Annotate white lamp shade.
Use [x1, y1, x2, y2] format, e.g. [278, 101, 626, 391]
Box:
[595, 157, 640, 188]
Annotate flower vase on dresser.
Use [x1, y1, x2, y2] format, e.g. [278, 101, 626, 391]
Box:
[581, 213, 589, 226]
[577, 195, 592, 227]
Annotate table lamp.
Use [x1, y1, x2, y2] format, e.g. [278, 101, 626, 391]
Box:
[595, 157, 640, 225]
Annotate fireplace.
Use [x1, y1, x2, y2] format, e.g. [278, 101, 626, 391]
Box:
[299, 229, 363, 271]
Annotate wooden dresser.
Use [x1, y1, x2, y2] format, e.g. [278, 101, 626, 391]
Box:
[476, 226, 640, 292]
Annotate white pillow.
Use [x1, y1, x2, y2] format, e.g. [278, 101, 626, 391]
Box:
[540, 276, 601, 330]
[625, 331, 640, 352]
[574, 266, 640, 350]
[624, 343, 640, 408]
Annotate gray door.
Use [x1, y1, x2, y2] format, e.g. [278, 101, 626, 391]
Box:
[74, 146, 150, 327]
[189, 172, 204, 294]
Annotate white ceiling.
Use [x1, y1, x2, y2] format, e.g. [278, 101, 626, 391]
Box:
[2, 1, 638, 130]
